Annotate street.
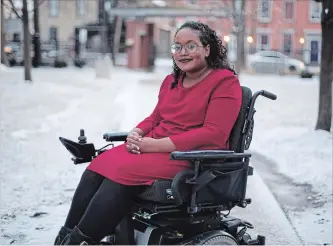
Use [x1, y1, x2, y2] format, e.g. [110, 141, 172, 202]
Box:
[0, 66, 330, 245]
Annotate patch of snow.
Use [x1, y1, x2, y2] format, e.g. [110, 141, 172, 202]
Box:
[239, 73, 333, 245]
[252, 127, 332, 196]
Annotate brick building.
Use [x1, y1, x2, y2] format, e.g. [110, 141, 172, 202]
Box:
[173, 0, 321, 65]
[35, 0, 322, 65]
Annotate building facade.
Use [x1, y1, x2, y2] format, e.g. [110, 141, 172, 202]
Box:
[170, 0, 322, 65]
[245, 0, 322, 65]
[34, 0, 322, 65]
[39, 0, 99, 43]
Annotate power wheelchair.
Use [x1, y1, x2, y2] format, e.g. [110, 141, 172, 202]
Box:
[59, 86, 277, 245]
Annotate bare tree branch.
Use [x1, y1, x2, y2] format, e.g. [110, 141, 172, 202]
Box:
[7, 0, 22, 20]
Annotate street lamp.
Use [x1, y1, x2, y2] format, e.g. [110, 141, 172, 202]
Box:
[299, 37, 305, 44]
[223, 35, 230, 43]
[247, 36, 253, 43]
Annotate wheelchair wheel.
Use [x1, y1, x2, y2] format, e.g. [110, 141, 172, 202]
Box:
[182, 231, 238, 245]
[201, 235, 238, 245]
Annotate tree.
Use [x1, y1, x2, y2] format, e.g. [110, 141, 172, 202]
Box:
[2, 0, 32, 81]
[218, 0, 246, 75]
[33, 0, 41, 67]
[22, 0, 31, 81]
[232, 0, 246, 75]
[314, 0, 333, 132]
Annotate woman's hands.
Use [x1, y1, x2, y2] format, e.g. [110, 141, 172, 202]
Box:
[126, 131, 143, 154]
[126, 128, 176, 154]
[126, 131, 158, 154]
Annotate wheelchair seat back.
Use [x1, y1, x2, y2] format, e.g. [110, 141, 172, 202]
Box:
[229, 86, 253, 153]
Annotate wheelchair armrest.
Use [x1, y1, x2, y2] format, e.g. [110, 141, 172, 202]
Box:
[170, 150, 251, 161]
[103, 132, 129, 142]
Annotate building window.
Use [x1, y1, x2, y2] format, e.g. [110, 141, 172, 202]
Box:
[309, 0, 321, 22]
[283, 0, 295, 20]
[49, 0, 59, 17]
[282, 33, 293, 55]
[257, 34, 270, 51]
[49, 27, 58, 41]
[76, 0, 86, 16]
[257, 0, 271, 22]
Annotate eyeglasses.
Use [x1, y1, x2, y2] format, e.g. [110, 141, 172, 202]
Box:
[170, 43, 203, 54]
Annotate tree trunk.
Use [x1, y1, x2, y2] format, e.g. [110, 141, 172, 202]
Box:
[22, 0, 32, 81]
[33, 0, 41, 67]
[315, 1, 333, 132]
[1, 1, 9, 66]
[233, 0, 246, 75]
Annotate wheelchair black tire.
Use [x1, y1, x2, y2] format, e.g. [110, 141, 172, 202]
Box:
[200, 235, 238, 245]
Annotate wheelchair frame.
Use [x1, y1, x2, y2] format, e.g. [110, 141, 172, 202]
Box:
[59, 87, 276, 245]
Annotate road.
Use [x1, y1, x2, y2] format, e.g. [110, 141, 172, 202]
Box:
[0, 67, 301, 244]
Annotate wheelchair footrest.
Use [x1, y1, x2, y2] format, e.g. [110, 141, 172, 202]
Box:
[246, 235, 266, 245]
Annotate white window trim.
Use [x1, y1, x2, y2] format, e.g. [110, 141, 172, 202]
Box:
[257, 0, 272, 23]
[256, 29, 272, 51]
[308, 0, 321, 23]
[283, 0, 296, 22]
[281, 30, 294, 55]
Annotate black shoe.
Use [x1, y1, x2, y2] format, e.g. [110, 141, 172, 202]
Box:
[61, 226, 96, 245]
[54, 226, 72, 245]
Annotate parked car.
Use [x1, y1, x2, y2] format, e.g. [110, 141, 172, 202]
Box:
[247, 50, 306, 75]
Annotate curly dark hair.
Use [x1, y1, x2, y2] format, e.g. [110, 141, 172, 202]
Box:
[171, 21, 236, 89]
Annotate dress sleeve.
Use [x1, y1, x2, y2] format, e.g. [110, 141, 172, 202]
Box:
[135, 75, 171, 135]
[169, 74, 242, 151]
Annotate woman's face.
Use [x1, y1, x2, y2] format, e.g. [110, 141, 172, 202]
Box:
[172, 28, 210, 73]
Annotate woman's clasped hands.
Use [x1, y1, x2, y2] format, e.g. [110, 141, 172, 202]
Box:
[126, 131, 157, 154]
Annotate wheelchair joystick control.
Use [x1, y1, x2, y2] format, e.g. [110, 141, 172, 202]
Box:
[78, 129, 87, 144]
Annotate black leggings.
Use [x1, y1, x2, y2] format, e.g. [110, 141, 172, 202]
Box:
[64, 169, 144, 241]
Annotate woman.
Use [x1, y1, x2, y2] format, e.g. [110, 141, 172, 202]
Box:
[54, 21, 242, 245]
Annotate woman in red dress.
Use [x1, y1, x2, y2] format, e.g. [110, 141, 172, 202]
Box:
[54, 21, 242, 245]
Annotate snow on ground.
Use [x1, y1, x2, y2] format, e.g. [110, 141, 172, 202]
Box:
[0, 66, 160, 244]
[0, 64, 332, 245]
[238, 73, 333, 245]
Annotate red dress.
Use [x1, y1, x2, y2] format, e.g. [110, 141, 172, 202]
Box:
[87, 69, 242, 186]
